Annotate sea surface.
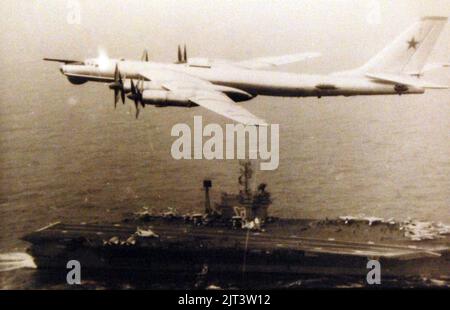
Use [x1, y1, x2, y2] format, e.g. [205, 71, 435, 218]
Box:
[0, 57, 449, 289]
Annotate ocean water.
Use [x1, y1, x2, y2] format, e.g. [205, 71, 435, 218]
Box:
[0, 57, 449, 289]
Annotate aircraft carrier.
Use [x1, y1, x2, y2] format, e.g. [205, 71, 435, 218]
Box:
[23, 162, 450, 283]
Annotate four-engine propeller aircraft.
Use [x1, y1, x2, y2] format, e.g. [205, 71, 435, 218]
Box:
[45, 16, 448, 126]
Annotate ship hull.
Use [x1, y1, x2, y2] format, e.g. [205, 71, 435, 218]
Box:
[24, 218, 450, 280]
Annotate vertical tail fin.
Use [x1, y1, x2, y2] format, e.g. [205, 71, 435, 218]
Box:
[358, 16, 447, 75]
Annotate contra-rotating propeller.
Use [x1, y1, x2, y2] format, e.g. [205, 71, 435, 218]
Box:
[108, 64, 125, 108]
[128, 78, 145, 119]
[176, 44, 188, 64]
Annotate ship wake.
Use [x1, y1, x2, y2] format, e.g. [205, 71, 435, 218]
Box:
[0, 252, 36, 272]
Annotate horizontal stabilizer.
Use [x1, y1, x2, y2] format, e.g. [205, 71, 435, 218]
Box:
[366, 72, 449, 89]
[43, 58, 84, 65]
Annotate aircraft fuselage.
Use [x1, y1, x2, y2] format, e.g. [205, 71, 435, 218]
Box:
[61, 59, 424, 98]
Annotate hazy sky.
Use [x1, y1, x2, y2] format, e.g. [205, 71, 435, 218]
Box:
[1, 0, 449, 75]
[0, 1, 449, 228]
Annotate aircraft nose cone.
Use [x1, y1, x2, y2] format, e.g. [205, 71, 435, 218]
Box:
[59, 66, 65, 75]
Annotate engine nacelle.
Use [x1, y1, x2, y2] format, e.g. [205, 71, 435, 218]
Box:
[142, 90, 195, 107]
[67, 76, 88, 85]
[141, 87, 254, 107]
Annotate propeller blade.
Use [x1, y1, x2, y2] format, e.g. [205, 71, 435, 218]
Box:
[178, 45, 182, 63]
[134, 101, 140, 119]
[183, 44, 187, 63]
[129, 78, 143, 118]
[114, 64, 119, 81]
[112, 64, 120, 108]
[118, 69, 124, 104]
[120, 88, 125, 105]
[138, 79, 145, 108]
[136, 79, 141, 97]
[114, 89, 119, 109]
[118, 69, 122, 84]
[130, 79, 136, 94]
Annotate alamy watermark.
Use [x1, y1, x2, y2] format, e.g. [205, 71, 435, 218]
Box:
[66, 259, 81, 285]
[66, 0, 82, 25]
[366, 259, 381, 285]
[366, 0, 382, 25]
[171, 116, 279, 171]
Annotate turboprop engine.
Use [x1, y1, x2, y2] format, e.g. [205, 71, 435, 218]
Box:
[125, 77, 254, 118]
[141, 90, 198, 107]
[141, 86, 255, 107]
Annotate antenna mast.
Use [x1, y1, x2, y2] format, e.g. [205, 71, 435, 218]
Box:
[238, 160, 253, 201]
